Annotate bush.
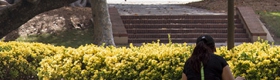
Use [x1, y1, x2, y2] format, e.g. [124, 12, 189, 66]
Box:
[0, 41, 280, 80]
[37, 42, 192, 80]
[0, 41, 67, 79]
[216, 40, 280, 80]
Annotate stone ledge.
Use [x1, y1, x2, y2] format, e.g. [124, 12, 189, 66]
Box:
[109, 7, 128, 44]
[236, 7, 267, 42]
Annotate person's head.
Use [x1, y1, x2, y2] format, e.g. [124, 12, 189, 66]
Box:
[195, 35, 216, 52]
[187, 35, 216, 73]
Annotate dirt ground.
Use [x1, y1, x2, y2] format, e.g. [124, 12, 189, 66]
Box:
[4, 6, 93, 41]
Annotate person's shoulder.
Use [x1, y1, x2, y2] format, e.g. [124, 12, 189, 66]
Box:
[211, 54, 226, 61]
[211, 53, 223, 58]
[211, 53, 228, 67]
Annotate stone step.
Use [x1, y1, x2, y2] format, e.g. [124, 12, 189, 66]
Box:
[121, 15, 239, 19]
[128, 33, 248, 38]
[119, 14, 251, 44]
[122, 19, 241, 24]
[126, 29, 246, 33]
[124, 24, 244, 29]
[128, 38, 251, 43]
[126, 28, 245, 30]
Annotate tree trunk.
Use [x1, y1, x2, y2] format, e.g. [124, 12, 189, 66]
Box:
[0, 0, 77, 38]
[90, 0, 115, 46]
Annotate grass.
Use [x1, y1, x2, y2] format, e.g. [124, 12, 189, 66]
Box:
[258, 11, 280, 44]
[16, 27, 95, 48]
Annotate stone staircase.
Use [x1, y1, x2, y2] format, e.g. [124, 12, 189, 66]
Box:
[110, 7, 268, 45]
[120, 15, 251, 44]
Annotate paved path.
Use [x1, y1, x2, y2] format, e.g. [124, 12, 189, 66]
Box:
[107, 0, 202, 4]
[109, 4, 226, 15]
[107, 0, 225, 15]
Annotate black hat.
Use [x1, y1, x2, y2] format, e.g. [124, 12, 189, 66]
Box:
[196, 35, 215, 45]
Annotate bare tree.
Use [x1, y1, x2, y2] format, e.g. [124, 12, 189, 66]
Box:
[90, 0, 115, 46]
[0, 0, 115, 46]
[0, 0, 76, 38]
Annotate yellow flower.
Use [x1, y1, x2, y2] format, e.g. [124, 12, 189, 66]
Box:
[275, 77, 280, 80]
[261, 77, 268, 80]
[263, 60, 271, 64]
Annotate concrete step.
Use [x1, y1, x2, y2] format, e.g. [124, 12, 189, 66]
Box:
[124, 24, 244, 29]
[128, 33, 249, 38]
[126, 27, 244, 30]
[122, 19, 241, 24]
[120, 14, 251, 44]
[128, 38, 251, 43]
[126, 28, 246, 33]
[121, 15, 239, 19]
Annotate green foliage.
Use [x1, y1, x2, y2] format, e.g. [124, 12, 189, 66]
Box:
[15, 27, 95, 48]
[0, 41, 280, 79]
[259, 11, 280, 44]
[0, 41, 67, 79]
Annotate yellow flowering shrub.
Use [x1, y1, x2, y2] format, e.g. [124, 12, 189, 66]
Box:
[37, 42, 192, 80]
[216, 40, 280, 80]
[0, 41, 67, 79]
[0, 40, 280, 80]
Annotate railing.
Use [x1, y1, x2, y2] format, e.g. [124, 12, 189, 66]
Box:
[236, 7, 267, 42]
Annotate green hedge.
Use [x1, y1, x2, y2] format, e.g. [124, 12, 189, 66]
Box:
[0, 42, 66, 79]
[0, 41, 280, 80]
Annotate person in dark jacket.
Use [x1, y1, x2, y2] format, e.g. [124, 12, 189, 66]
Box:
[182, 35, 245, 80]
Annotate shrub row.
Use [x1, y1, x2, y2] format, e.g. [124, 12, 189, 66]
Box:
[0, 41, 67, 79]
[0, 41, 279, 80]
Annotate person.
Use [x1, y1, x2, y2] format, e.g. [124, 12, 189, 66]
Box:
[182, 35, 245, 80]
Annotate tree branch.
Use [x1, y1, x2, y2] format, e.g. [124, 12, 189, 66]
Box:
[0, 0, 77, 38]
